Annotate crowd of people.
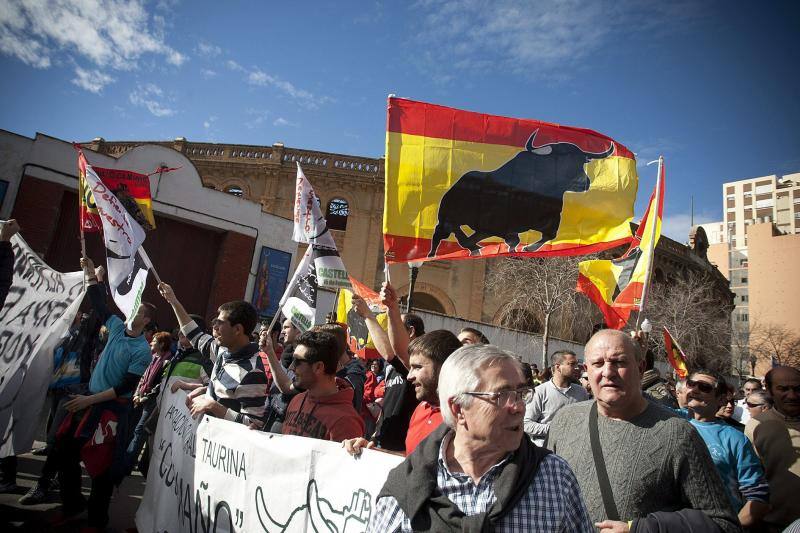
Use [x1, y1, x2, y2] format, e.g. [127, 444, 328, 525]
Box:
[1, 219, 799, 533]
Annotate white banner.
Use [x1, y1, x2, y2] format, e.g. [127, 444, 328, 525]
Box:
[292, 162, 336, 249]
[137, 388, 402, 533]
[80, 152, 147, 325]
[0, 234, 85, 456]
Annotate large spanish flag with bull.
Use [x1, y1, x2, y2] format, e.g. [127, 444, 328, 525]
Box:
[383, 97, 638, 263]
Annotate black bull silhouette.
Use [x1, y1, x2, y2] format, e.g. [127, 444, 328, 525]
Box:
[428, 130, 615, 257]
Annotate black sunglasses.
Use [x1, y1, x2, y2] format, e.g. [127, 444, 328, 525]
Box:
[292, 356, 312, 366]
[745, 401, 765, 408]
[686, 379, 716, 394]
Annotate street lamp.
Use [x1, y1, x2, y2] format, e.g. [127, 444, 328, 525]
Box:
[406, 261, 424, 313]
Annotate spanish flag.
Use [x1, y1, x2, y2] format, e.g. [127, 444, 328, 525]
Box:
[576, 159, 665, 329]
[384, 97, 638, 263]
[663, 326, 689, 379]
[336, 279, 388, 359]
[79, 153, 156, 232]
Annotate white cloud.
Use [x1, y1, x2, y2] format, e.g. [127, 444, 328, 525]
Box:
[245, 108, 270, 129]
[200, 68, 217, 79]
[203, 115, 217, 130]
[129, 83, 175, 117]
[411, 0, 701, 80]
[273, 117, 297, 127]
[71, 66, 115, 94]
[196, 41, 221, 57]
[227, 59, 331, 109]
[0, 0, 185, 71]
[661, 211, 717, 243]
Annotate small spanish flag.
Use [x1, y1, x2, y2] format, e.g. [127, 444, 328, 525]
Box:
[576, 160, 665, 329]
[336, 278, 388, 359]
[384, 97, 638, 263]
[79, 154, 156, 232]
[663, 326, 689, 379]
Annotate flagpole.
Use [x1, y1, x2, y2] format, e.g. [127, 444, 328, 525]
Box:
[635, 155, 663, 329]
[332, 288, 341, 322]
[139, 247, 162, 284]
[268, 246, 310, 332]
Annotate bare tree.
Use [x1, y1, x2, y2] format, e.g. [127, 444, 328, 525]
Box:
[748, 321, 800, 369]
[646, 270, 733, 373]
[486, 256, 583, 368]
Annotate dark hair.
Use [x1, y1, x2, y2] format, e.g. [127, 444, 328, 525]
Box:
[690, 368, 729, 397]
[765, 366, 800, 391]
[218, 300, 258, 336]
[550, 350, 576, 367]
[743, 378, 762, 389]
[295, 330, 340, 375]
[520, 362, 534, 386]
[408, 330, 462, 367]
[314, 323, 347, 356]
[188, 314, 207, 333]
[140, 302, 158, 323]
[460, 327, 490, 344]
[152, 331, 172, 353]
[403, 313, 425, 336]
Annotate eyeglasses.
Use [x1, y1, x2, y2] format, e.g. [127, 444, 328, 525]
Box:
[292, 356, 312, 366]
[211, 318, 229, 328]
[686, 379, 716, 394]
[745, 402, 766, 408]
[462, 387, 533, 406]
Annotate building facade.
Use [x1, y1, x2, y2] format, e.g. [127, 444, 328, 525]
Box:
[702, 172, 800, 375]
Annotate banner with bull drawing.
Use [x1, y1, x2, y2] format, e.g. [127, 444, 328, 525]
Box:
[137, 386, 403, 533]
[383, 97, 638, 263]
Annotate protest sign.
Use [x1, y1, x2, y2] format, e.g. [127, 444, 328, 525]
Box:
[0, 234, 85, 456]
[137, 387, 403, 533]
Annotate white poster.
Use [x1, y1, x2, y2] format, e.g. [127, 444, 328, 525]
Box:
[0, 234, 85, 456]
[137, 388, 403, 533]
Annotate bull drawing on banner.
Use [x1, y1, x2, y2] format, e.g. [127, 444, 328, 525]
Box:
[428, 130, 614, 257]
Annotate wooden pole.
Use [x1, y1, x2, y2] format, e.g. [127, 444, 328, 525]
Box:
[636, 156, 663, 329]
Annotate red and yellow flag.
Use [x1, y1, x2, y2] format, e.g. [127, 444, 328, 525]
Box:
[383, 97, 638, 263]
[79, 152, 156, 232]
[576, 160, 665, 329]
[663, 326, 689, 379]
[336, 278, 388, 360]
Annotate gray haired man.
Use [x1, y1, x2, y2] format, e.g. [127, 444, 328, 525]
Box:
[368, 344, 593, 532]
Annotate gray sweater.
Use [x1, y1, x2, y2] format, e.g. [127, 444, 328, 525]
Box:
[548, 400, 739, 533]
[524, 379, 589, 446]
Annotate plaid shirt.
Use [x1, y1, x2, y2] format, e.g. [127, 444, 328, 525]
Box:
[367, 434, 593, 533]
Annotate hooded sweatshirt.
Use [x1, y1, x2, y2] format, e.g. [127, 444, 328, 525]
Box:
[281, 377, 365, 442]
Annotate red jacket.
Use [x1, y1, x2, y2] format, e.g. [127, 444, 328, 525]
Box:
[281, 377, 364, 441]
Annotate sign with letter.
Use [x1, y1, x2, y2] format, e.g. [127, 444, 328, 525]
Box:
[0, 234, 85, 456]
[137, 387, 403, 533]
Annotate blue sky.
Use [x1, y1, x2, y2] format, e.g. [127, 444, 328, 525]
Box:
[1, 0, 798, 241]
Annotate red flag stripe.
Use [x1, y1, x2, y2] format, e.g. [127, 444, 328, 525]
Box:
[387, 98, 635, 159]
[576, 273, 630, 330]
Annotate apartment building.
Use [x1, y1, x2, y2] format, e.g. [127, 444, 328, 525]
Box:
[702, 172, 800, 375]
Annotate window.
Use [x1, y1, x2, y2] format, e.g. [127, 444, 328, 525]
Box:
[326, 198, 349, 231]
[740, 294, 748, 303]
[741, 276, 748, 284]
[739, 259, 748, 267]
[225, 186, 244, 197]
[756, 199, 774, 209]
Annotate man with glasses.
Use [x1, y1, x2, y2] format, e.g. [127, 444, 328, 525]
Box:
[368, 344, 593, 532]
[743, 390, 772, 419]
[524, 349, 589, 446]
[158, 283, 268, 428]
[278, 330, 364, 441]
[745, 365, 800, 530]
[548, 329, 737, 533]
[682, 369, 769, 529]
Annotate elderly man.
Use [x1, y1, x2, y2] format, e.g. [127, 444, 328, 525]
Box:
[733, 378, 762, 424]
[745, 365, 800, 530]
[368, 345, 593, 532]
[548, 329, 738, 533]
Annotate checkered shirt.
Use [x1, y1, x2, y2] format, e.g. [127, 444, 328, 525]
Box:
[367, 434, 593, 533]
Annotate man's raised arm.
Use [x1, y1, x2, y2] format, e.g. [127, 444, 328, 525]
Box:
[380, 282, 410, 368]
[158, 282, 216, 360]
[352, 294, 396, 363]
